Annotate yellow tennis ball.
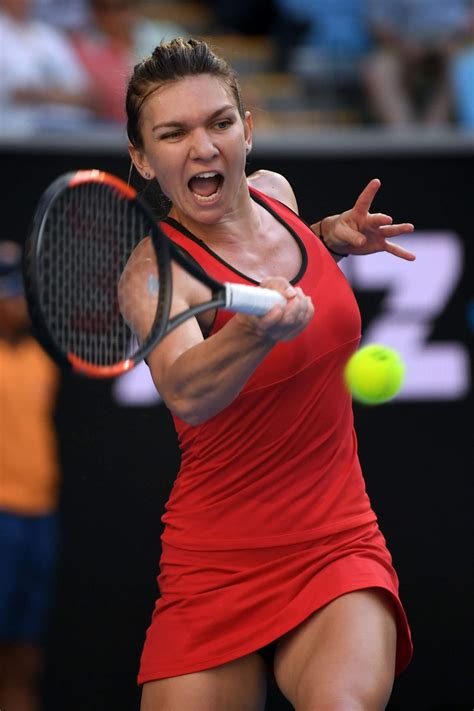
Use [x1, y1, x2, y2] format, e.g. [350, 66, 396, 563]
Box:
[344, 344, 405, 405]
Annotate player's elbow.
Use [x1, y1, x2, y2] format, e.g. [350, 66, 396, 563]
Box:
[167, 395, 211, 426]
[153, 378, 201, 424]
[154, 370, 226, 425]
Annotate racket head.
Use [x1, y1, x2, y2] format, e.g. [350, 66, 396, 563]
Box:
[23, 170, 172, 377]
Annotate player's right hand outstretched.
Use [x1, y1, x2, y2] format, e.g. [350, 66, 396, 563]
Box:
[238, 276, 314, 342]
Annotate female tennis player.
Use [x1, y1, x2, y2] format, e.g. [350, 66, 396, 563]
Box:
[123, 38, 415, 711]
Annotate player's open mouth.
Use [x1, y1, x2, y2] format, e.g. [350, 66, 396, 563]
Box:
[188, 172, 224, 202]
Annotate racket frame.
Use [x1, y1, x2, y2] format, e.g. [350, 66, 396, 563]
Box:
[24, 170, 285, 378]
[23, 170, 173, 377]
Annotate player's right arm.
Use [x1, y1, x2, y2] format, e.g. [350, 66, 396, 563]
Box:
[147, 267, 314, 425]
[119, 243, 312, 425]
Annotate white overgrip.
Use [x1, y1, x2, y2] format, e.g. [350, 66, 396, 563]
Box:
[224, 283, 286, 315]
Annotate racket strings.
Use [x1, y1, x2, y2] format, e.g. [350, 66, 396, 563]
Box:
[38, 183, 150, 366]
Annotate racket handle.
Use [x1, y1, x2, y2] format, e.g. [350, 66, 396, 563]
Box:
[224, 283, 286, 316]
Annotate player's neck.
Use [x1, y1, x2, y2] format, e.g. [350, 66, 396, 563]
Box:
[170, 188, 266, 250]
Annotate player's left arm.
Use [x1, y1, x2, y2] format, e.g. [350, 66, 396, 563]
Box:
[311, 178, 416, 261]
[248, 172, 415, 262]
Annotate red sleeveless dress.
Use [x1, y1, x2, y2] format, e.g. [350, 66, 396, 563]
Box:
[138, 187, 412, 683]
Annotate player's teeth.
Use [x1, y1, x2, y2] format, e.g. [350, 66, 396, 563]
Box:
[194, 191, 219, 201]
[195, 172, 218, 179]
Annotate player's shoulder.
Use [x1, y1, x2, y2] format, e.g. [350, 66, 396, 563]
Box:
[247, 170, 299, 214]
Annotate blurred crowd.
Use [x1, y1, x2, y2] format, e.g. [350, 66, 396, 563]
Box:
[0, 0, 473, 135]
[0, 241, 60, 711]
[0, 0, 184, 134]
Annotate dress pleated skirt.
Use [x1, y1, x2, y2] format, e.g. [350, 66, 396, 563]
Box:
[138, 520, 412, 684]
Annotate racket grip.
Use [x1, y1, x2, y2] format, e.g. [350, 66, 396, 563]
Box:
[224, 283, 286, 316]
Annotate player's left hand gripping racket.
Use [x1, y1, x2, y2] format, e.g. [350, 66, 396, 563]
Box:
[23, 170, 285, 377]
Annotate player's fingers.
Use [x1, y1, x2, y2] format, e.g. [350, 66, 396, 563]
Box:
[379, 222, 415, 237]
[339, 226, 367, 248]
[255, 301, 285, 329]
[279, 298, 315, 340]
[352, 178, 381, 215]
[259, 276, 295, 299]
[367, 212, 393, 228]
[383, 240, 417, 261]
[293, 292, 313, 321]
[253, 281, 313, 339]
[258, 292, 313, 337]
[280, 287, 308, 315]
[281, 293, 314, 328]
[266, 284, 309, 323]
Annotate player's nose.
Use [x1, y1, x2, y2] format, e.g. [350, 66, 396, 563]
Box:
[189, 128, 219, 161]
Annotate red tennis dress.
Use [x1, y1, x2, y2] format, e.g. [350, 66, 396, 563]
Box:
[138, 187, 413, 683]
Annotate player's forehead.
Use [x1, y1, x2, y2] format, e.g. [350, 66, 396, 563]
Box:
[141, 74, 238, 127]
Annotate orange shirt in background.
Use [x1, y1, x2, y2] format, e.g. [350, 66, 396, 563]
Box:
[0, 337, 59, 515]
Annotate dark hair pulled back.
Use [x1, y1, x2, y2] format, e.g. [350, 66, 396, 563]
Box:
[126, 37, 245, 149]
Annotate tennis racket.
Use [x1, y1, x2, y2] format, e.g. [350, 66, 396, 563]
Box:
[23, 169, 285, 378]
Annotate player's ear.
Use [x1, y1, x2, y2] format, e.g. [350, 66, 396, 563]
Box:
[128, 142, 155, 181]
[244, 111, 253, 156]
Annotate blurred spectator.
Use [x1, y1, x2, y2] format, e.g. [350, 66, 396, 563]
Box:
[71, 0, 186, 124]
[363, 0, 474, 127]
[0, 241, 61, 711]
[0, 0, 94, 133]
[275, 0, 371, 94]
[33, 0, 90, 31]
[449, 6, 474, 130]
[451, 42, 474, 129]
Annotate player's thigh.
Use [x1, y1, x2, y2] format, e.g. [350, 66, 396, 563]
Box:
[273, 588, 397, 711]
[140, 652, 267, 711]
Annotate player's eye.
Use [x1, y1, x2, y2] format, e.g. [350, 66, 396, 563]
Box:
[214, 119, 232, 130]
[160, 130, 185, 140]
